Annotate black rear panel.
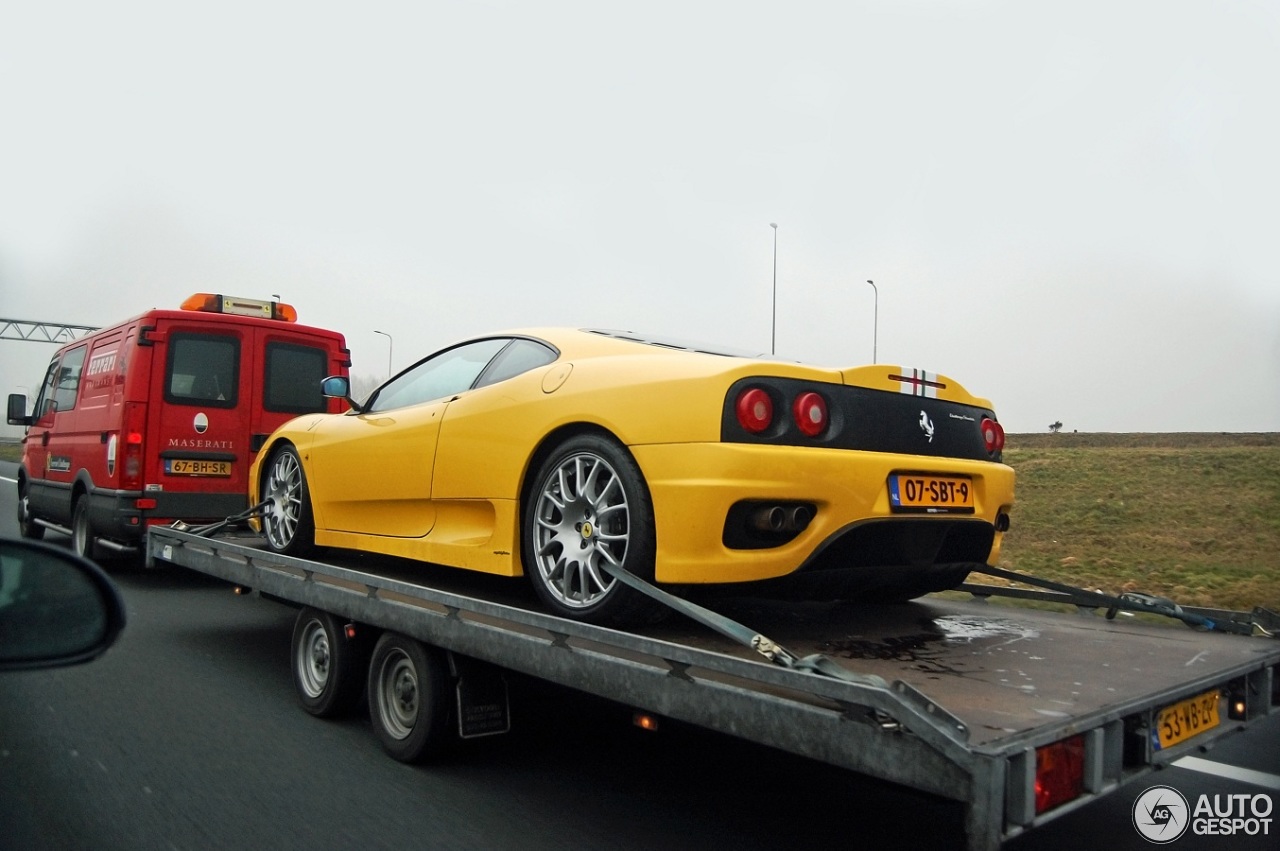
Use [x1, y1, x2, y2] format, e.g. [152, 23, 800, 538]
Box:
[721, 377, 999, 462]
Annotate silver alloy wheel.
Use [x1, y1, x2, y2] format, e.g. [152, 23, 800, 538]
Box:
[295, 617, 331, 700]
[374, 649, 419, 740]
[531, 451, 630, 610]
[263, 449, 304, 549]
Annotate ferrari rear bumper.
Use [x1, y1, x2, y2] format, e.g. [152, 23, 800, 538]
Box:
[630, 442, 1015, 585]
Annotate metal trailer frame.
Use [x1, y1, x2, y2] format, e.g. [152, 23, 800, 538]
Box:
[148, 527, 1280, 851]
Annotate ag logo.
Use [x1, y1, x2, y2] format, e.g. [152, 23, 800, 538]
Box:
[1132, 785, 1189, 843]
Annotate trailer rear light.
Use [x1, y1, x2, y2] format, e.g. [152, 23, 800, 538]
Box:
[1035, 735, 1085, 815]
[792, 391, 828, 437]
[981, 417, 1005, 455]
[735, 387, 774, 434]
[181, 293, 298, 323]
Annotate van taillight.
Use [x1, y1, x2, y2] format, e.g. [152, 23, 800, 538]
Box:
[122, 403, 146, 491]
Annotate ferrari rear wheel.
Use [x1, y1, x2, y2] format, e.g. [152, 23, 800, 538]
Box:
[525, 434, 661, 625]
[261, 445, 316, 557]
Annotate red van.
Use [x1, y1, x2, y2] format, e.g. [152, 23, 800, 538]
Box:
[7, 294, 350, 561]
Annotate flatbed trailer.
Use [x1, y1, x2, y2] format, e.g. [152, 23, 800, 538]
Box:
[147, 526, 1280, 850]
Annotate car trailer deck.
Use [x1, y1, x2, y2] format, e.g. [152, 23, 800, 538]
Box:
[147, 526, 1280, 851]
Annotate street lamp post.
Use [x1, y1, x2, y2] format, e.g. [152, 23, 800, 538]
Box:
[373, 330, 393, 378]
[770, 223, 778, 354]
[865, 280, 878, 364]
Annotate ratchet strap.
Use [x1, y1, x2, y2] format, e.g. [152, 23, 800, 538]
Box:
[966, 564, 1270, 637]
[169, 500, 271, 538]
[598, 562, 887, 687]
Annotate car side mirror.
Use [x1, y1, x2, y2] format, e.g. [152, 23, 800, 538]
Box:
[0, 539, 127, 671]
[321, 375, 365, 413]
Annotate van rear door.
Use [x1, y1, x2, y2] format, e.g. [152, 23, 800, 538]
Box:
[250, 327, 346, 454]
[150, 322, 250, 518]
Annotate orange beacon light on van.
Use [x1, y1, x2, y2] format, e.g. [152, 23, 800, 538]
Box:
[180, 293, 298, 323]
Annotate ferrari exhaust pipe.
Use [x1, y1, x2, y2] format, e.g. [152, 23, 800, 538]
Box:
[749, 506, 787, 532]
[786, 504, 813, 532]
[748, 504, 813, 533]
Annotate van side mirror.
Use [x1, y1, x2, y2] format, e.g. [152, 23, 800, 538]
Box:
[7, 393, 31, 427]
[0, 539, 127, 671]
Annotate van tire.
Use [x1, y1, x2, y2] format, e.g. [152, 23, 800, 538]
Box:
[71, 497, 100, 561]
[261, 445, 317, 557]
[16, 482, 44, 540]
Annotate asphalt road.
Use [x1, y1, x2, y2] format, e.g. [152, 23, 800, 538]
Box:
[1, 460, 1277, 850]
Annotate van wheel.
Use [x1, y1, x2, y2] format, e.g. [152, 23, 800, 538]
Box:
[261, 445, 316, 556]
[367, 633, 454, 763]
[71, 497, 100, 561]
[16, 483, 44, 540]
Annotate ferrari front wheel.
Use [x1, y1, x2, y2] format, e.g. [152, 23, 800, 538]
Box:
[524, 434, 661, 625]
[261, 445, 316, 557]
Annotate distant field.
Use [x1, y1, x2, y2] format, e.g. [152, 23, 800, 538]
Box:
[998, 432, 1279, 613]
[3, 435, 1276, 611]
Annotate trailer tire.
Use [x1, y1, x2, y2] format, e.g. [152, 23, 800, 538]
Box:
[367, 633, 453, 763]
[291, 608, 368, 718]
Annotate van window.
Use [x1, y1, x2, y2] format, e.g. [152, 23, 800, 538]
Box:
[264, 342, 328, 414]
[32, 359, 59, 422]
[166, 334, 239, 408]
[53, 346, 88, 413]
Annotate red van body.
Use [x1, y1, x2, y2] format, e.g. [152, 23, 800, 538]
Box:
[7, 294, 350, 560]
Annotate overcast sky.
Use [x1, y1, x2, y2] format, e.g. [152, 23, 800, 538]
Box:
[2, 0, 1277, 435]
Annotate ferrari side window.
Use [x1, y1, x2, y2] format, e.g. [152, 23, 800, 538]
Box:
[369, 338, 508, 412]
[474, 339, 557, 388]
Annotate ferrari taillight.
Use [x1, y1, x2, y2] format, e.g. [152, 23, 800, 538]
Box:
[735, 388, 773, 434]
[792, 392, 828, 438]
[981, 417, 1005, 455]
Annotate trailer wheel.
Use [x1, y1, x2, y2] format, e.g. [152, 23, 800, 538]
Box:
[367, 633, 453, 763]
[291, 608, 368, 718]
[71, 497, 100, 561]
[523, 434, 662, 625]
[261, 445, 316, 556]
[16, 480, 44, 540]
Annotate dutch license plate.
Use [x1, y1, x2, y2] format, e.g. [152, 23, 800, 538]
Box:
[888, 474, 974, 512]
[1153, 690, 1221, 750]
[166, 459, 232, 477]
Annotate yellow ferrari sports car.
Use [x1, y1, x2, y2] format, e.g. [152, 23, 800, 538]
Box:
[250, 328, 1015, 624]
